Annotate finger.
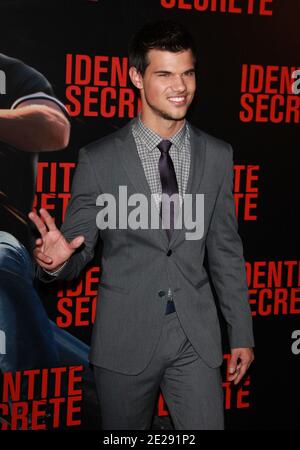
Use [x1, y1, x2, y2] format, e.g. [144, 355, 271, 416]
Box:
[28, 211, 48, 238]
[228, 353, 239, 376]
[233, 365, 248, 385]
[40, 208, 57, 232]
[35, 238, 43, 247]
[240, 360, 252, 373]
[233, 360, 251, 385]
[33, 249, 53, 265]
[230, 355, 250, 384]
[69, 235, 85, 250]
[228, 369, 239, 382]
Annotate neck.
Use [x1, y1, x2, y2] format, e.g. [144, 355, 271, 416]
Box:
[140, 111, 185, 139]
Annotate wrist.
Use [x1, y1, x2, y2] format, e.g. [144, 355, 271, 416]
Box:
[43, 259, 69, 276]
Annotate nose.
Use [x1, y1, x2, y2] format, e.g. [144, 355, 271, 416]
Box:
[172, 74, 186, 92]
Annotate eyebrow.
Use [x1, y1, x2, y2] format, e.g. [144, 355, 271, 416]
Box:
[154, 68, 195, 75]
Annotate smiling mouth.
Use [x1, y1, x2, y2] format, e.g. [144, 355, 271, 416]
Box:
[168, 96, 188, 105]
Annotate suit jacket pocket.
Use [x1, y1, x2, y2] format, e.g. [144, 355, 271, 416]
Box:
[99, 282, 130, 295]
[194, 276, 209, 290]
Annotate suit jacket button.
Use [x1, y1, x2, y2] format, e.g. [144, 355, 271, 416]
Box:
[167, 250, 172, 256]
[158, 290, 165, 297]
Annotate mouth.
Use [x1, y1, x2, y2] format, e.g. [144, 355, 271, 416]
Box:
[167, 96, 188, 106]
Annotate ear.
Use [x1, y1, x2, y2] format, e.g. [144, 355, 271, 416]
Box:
[129, 66, 144, 90]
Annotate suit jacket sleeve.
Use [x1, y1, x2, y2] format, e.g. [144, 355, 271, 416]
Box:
[205, 144, 255, 349]
[36, 147, 101, 283]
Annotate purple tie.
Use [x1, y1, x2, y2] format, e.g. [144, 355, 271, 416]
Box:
[157, 140, 179, 240]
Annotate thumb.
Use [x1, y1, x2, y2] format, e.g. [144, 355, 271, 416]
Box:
[229, 351, 239, 374]
[69, 235, 85, 250]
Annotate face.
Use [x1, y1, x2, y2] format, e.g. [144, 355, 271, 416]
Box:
[130, 49, 196, 122]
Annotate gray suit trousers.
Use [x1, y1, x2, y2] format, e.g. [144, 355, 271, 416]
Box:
[93, 311, 224, 430]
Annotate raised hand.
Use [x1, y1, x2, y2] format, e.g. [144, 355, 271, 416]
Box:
[28, 208, 85, 272]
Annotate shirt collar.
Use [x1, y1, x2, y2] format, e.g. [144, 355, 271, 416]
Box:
[135, 114, 187, 153]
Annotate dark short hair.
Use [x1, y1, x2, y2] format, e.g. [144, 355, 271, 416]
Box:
[128, 20, 197, 75]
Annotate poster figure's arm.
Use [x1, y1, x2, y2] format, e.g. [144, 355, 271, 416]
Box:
[0, 93, 70, 152]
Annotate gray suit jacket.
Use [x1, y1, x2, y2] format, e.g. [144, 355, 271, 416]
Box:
[38, 118, 254, 375]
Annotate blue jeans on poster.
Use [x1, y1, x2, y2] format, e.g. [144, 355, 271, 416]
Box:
[0, 231, 59, 400]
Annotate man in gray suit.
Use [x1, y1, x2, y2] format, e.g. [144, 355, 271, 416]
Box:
[29, 21, 254, 430]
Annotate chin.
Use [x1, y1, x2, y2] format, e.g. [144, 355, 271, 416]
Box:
[159, 110, 187, 121]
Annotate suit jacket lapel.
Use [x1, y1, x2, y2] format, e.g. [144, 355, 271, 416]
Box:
[169, 123, 207, 247]
[117, 118, 169, 248]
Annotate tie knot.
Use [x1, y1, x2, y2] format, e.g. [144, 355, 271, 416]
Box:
[157, 140, 172, 154]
